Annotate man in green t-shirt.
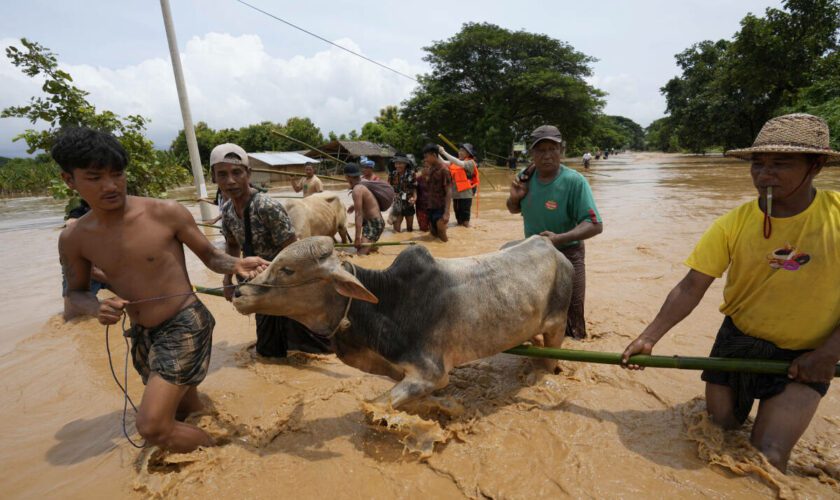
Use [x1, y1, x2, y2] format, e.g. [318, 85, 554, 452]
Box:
[506, 125, 603, 338]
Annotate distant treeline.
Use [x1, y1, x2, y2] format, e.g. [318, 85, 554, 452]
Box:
[3, 23, 653, 197]
[646, 0, 840, 153]
[0, 155, 58, 196]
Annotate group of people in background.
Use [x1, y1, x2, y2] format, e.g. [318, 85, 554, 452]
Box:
[342, 142, 480, 245]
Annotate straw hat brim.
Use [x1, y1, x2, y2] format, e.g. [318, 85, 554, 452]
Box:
[725, 144, 840, 166]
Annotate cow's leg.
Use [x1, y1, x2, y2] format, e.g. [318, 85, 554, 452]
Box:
[538, 312, 568, 373]
[336, 345, 405, 381]
[374, 363, 448, 409]
[338, 223, 351, 244]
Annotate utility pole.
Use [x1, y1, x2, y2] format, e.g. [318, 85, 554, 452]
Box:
[160, 0, 213, 221]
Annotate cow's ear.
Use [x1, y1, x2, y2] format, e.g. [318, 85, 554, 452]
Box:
[331, 267, 379, 304]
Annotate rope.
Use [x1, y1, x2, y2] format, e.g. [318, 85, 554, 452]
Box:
[235, 0, 418, 83]
[105, 314, 145, 448]
[328, 262, 356, 338]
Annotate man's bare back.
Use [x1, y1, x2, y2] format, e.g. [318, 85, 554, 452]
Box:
[352, 184, 382, 221]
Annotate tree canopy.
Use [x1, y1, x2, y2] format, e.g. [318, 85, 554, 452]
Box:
[170, 116, 325, 168]
[401, 23, 605, 157]
[655, 0, 840, 152]
[1, 38, 189, 198]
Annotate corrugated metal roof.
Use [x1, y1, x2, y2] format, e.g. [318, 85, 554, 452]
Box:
[305, 140, 396, 158]
[248, 152, 320, 166]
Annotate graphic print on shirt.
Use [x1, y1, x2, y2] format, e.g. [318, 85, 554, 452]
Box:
[544, 200, 558, 210]
[766, 243, 811, 271]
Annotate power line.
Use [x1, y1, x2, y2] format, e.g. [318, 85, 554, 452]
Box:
[235, 0, 419, 83]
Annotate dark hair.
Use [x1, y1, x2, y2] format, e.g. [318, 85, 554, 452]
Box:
[421, 143, 439, 156]
[51, 127, 128, 174]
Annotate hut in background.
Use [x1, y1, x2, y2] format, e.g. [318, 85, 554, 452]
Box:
[248, 151, 320, 187]
[305, 140, 396, 172]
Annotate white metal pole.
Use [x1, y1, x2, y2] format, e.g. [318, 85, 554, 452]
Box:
[160, 0, 213, 221]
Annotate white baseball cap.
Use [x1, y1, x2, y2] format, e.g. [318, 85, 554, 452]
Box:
[210, 143, 249, 167]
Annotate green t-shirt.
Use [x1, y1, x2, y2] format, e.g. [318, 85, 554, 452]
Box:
[520, 166, 602, 247]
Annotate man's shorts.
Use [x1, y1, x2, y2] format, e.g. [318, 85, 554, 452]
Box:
[427, 208, 445, 235]
[362, 216, 385, 242]
[453, 198, 472, 223]
[391, 197, 416, 217]
[701, 316, 829, 423]
[128, 300, 215, 386]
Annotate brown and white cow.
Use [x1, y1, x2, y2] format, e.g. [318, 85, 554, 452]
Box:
[284, 192, 350, 243]
[233, 235, 572, 408]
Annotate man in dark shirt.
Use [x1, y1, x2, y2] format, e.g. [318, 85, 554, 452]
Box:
[215, 143, 331, 356]
[420, 144, 453, 242]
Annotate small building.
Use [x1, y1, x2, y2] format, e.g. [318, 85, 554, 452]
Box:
[305, 140, 396, 171]
[248, 151, 320, 187]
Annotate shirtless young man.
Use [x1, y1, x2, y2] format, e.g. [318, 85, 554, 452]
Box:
[55, 127, 268, 453]
[344, 162, 384, 255]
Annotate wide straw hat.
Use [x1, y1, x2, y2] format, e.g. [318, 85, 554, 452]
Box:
[726, 113, 840, 165]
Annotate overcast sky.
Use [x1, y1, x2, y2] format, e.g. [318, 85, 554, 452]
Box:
[0, 0, 784, 157]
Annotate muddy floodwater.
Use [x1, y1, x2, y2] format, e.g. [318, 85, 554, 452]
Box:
[1, 153, 838, 498]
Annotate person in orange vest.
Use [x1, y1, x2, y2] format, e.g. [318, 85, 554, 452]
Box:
[438, 143, 479, 227]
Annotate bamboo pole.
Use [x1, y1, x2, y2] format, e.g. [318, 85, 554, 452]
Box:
[271, 129, 346, 165]
[194, 285, 224, 297]
[196, 222, 221, 229]
[335, 241, 417, 248]
[437, 133, 459, 152]
[504, 345, 840, 377]
[250, 167, 345, 183]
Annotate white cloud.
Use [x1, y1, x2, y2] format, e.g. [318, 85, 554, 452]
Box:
[0, 33, 422, 156]
[587, 73, 667, 127]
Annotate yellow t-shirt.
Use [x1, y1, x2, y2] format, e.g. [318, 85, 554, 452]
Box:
[685, 190, 840, 350]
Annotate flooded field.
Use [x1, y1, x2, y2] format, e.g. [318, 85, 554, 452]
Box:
[1, 152, 838, 498]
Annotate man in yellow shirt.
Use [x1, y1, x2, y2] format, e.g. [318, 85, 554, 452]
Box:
[621, 114, 840, 473]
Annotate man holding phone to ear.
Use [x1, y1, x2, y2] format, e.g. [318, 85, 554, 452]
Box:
[507, 125, 603, 339]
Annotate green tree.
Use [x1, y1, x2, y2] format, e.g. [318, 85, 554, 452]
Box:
[169, 121, 218, 169]
[777, 51, 840, 149]
[402, 23, 604, 158]
[359, 106, 420, 152]
[661, 0, 840, 152]
[282, 116, 324, 150]
[0, 38, 189, 197]
[645, 117, 680, 152]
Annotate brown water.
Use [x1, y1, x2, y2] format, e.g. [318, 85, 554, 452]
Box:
[1, 153, 838, 498]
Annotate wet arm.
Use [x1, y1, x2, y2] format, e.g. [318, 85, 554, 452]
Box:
[543, 221, 603, 247]
[439, 149, 464, 167]
[222, 238, 241, 286]
[638, 270, 715, 344]
[59, 231, 99, 319]
[169, 202, 256, 275]
[352, 187, 364, 242]
[291, 178, 303, 193]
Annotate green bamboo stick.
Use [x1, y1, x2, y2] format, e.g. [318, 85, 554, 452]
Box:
[504, 345, 840, 377]
[335, 241, 417, 248]
[196, 222, 221, 229]
[194, 285, 224, 297]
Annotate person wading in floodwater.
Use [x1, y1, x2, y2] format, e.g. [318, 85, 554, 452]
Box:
[56, 128, 268, 453]
[438, 143, 479, 227]
[421, 143, 453, 242]
[344, 162, 386, 255]
[214, 143, 333, 357]
[622, 113, 840, 473]
[291, 163, 323, 198]
[506, 125, 603, 339]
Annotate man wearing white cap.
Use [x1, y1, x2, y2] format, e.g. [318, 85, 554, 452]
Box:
[622, 114, 840, 472]
[213, 143, 332, 356]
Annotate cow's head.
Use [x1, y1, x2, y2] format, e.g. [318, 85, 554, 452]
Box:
[232, 237, 378, 331]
